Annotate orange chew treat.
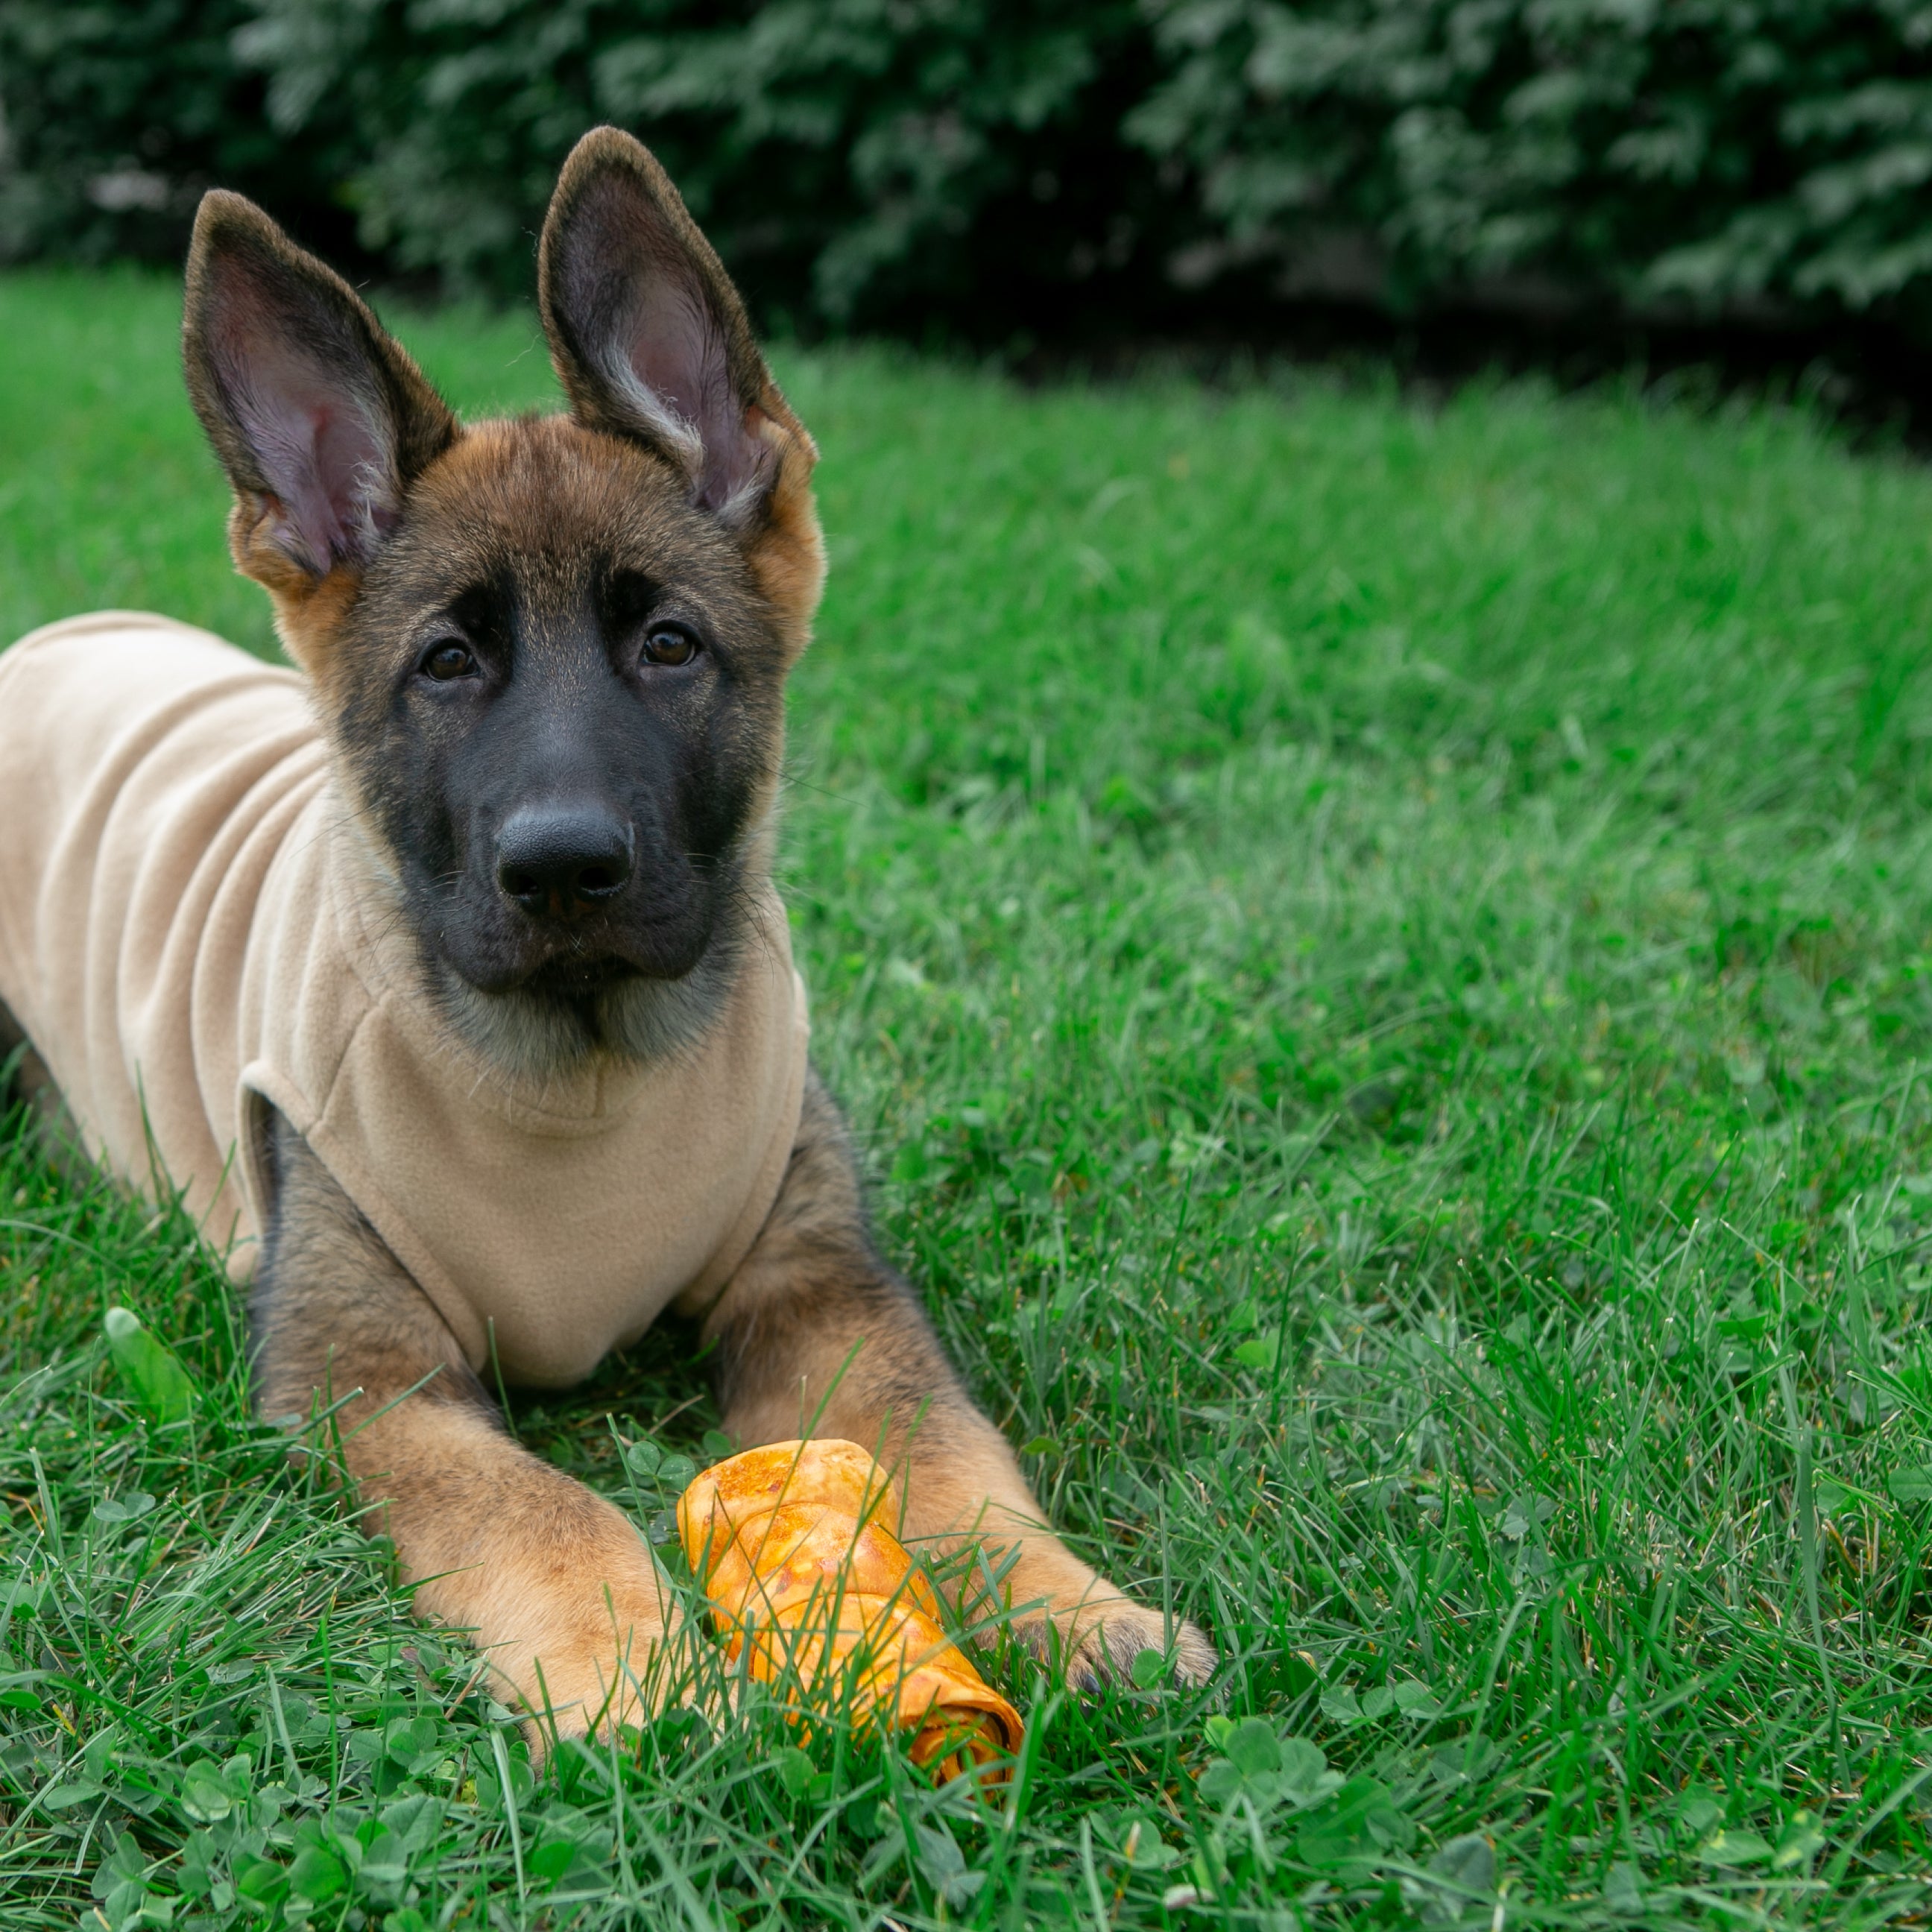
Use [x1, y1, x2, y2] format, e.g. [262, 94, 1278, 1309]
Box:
[678, 1440, 1023, 1781]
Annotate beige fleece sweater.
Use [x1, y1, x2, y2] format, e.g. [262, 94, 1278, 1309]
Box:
[0, 613, 808, 1387]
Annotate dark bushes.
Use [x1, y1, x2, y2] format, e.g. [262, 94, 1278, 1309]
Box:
[228, 0, 1169, 333]
[4, 0, 1932, 343]
[0, 1, 345, 267]
[1133, 0, 1932, 329]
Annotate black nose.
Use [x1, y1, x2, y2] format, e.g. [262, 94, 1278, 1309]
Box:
[496, 806, 634, 918]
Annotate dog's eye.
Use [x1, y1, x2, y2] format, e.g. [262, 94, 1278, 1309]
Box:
[642, 624, 698, 668]
[420, 640, 477, 682]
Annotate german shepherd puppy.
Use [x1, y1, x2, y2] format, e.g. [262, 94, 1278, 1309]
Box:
[0, 128, 1213, 1745]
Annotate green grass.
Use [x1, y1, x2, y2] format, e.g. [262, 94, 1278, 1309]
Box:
[4, 267, 1932, 1930]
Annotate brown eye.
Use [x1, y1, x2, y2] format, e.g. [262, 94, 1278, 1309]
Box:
[643, 624, 697, 667]
[421, 640, 476, 681]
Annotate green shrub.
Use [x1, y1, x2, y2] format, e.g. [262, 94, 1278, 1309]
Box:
[231, 0, 1167, 328]
[0, 0, 342, 266]
[1129, 0, 1932, 327]
[3, 0, 1932, 338]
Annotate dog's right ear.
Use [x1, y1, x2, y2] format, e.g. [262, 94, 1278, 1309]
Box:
[538, 129, 826, 653]
[183, 192, 456, 616]
[537, 128, 812, 528]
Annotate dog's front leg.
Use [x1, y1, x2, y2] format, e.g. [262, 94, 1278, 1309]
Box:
[254, 1110, 674, 1747]
[692, 1074, 1214, 1690]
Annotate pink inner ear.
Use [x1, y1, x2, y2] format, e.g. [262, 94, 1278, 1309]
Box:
[212, 302, 392, 573]
[562, 179, 771, 516]
[627, 279, 750, 497]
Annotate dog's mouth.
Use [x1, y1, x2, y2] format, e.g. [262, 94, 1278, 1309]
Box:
[512, 953, 644, 1000]
[417, 859, 721, 1004]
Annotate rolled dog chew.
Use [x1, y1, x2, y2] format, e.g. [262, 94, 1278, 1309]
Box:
[678, 1439, 1024, 1780]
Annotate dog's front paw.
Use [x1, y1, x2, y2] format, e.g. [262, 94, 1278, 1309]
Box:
[1014, 1590, 1216, 1693]
[520, 1635, 675, 1755]
[493, 1585, 684, 1759]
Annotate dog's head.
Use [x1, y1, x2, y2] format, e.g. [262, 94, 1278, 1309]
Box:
[181, 130, 824, 1076]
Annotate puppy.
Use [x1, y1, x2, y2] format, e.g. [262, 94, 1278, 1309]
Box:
[0, 128, 1213, 1742]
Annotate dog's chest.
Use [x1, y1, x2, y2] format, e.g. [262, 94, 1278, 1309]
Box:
[0, 613, 809, 1389]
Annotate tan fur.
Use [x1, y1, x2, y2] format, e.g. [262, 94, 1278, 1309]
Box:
[228, 500, 369, 677]
[363, 1403, 671, 1738]
[740, 414, 827, 654]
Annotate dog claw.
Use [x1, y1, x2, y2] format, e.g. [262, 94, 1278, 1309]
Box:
[1014, 1603, 1216, 1693]
[1090, 1615, 1218, 1690]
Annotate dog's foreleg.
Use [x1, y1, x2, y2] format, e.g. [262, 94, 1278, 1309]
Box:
[690, 1073, 1214, 1688]
[254, 1108, 675, 1746]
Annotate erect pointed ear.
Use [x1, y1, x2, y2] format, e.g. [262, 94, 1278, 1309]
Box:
[183, 191, 456, 584]
[538, 127, 812, 526]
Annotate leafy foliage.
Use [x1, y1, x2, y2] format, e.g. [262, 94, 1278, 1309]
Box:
[7, 0, 1932, 332]
[0, 0, 1165, 330]
[1132, 0, 1932, 322]
[242, 0, 1166, 325]
[0, 0, 344, 268]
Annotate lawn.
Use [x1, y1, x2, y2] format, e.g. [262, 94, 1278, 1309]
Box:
[4, 268, 1932, 1931]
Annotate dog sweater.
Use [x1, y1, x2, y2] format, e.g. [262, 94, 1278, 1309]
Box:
[0, 613, 809, 1387]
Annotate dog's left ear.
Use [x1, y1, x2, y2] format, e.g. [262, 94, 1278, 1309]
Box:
[538, 127, 815, 531]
